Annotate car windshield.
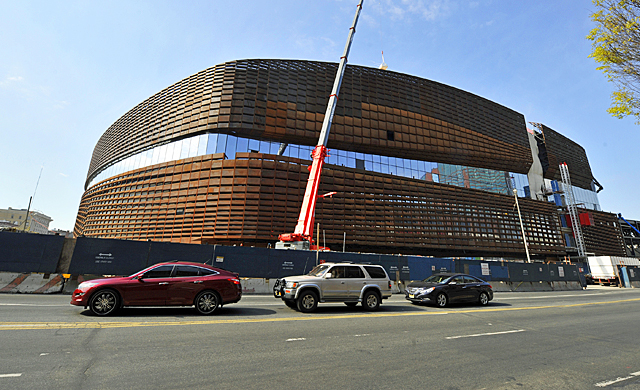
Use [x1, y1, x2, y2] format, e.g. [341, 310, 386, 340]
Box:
[307, 264, 330, 277]
[422, 274, 452, 284]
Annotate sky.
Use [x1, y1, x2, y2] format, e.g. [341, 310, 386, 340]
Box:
[1, 0, 637, 231]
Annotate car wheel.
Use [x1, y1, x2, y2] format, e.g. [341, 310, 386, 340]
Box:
[296, 290, 318, 313]
[436, 293, 448, 308]
[89, 289, 119, 316]
[344, 302, 358, 307]
[362, 291, 380, 311]
[478, 291, 489, 306]
[195, 290, 220, 315]
[284, 300, 297, 309]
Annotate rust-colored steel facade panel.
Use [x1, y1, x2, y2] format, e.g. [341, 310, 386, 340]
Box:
[76, 153, 566, 257]
[539, 124, 595, 190]
[580, 210, 626, 257]
[76, 59, 620, 258]
[87, 59, 532, 189]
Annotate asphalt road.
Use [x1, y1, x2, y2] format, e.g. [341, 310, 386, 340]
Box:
[1, 286, 640, 390]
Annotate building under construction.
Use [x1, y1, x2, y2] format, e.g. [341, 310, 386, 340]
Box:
[73, 59, 625, 260]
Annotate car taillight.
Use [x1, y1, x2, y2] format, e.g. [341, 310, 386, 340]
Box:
[488, 285, 492, 289]
[388, 281, 392, 289]
[228, 278, 241, 285]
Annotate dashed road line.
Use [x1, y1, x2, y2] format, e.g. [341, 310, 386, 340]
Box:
[286, 338, 306, 342]
[446, 329, 525, 340]
[595, 371, 640, 387]
[0, 373, 22, 378]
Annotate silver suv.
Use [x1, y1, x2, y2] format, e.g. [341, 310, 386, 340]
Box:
[273, 262, 392, 312]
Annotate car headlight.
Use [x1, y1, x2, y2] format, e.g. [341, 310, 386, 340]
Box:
[77, 281, 98, 290]
[285, 281, 299, 289]
[417, 287, 435, 295]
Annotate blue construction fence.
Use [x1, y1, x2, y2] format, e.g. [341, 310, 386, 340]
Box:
[0, 232, 583, 283]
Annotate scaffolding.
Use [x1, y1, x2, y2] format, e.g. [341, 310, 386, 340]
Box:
[559, 163, 586, 258]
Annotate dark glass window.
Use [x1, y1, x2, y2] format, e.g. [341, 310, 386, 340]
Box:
[329, 266, 346, 279]
[198, 268, 218, 276]
[364, 266, 387, 279]
[346, 266, 365, 278]
[143, 265, 174, 278]
[464, 276, 481, 284]
[174, 265, 200, 277]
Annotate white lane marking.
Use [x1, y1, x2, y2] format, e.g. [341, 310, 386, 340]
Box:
[0, 373, 22, 378]
[286, 338, 306, 342]
[354, 334, 370, 337]
[446, 329, 525, 340]
[595, 371, 640, 387]
[40, 353, 49, 356]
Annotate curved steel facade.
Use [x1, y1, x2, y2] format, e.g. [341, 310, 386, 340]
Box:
[75, 59, 624, 258]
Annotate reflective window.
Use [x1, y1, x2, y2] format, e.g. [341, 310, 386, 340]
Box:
[345, 266, 365, 278]
[329, 266, 346, 279]
[143, 265, 174, 278]
[236, 137, 249, 155]
[180, 138, 191, 159]
[216, 134, 227, 154]
[86, 132, 599, 211]
[198, 134, 208, 156]
[172, 139, 182, 160]
[174, 265, 200, 277]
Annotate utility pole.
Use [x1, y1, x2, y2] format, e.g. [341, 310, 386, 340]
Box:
[21, 196, 32, 232]
[514, 189, 531, 263]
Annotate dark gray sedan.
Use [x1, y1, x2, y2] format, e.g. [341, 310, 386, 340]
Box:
[404, 273, 493, 307]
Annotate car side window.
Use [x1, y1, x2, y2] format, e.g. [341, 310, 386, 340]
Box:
[330, 266, 346, 279]
[364, 266, 387, 279]
[174, 265, 199, 277]
[463, 276, 478, 284]
[450, 276, 464, 284]
[143, 265, 174, 278]
[198, 268, 218, 276]
[346, 266, 365, 278]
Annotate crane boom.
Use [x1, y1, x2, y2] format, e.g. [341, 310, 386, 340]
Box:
[278, 0, 364, 249]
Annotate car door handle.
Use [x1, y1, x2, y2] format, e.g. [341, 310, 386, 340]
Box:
[193, 280, 203, 284]
[158, 282, 169, 285]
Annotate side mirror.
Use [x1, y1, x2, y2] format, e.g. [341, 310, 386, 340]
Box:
[137, 275, 145, 281]
[325, 273, 332, 279]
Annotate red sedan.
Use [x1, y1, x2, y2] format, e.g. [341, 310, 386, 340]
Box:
[71, 261, 242, 316]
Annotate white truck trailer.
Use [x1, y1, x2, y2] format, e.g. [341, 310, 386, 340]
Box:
[587, 256, 640, 286]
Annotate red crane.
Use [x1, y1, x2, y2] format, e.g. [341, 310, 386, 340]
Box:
[277, 0, 364, 250]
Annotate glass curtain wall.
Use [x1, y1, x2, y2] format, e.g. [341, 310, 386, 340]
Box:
[88, 133, 541, 198]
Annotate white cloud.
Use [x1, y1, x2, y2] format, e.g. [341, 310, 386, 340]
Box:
[53, 100, 69, 109]
[7, 76, 24, 82]
[367, 0, 450, 22]
[59, 173, 69, 177]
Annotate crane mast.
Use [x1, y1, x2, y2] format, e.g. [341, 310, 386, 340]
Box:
[277, 0, 364, 250]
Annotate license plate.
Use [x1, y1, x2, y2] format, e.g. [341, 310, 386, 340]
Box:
[409, 294, 415, 298]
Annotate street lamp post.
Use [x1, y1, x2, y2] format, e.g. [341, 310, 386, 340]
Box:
[513, 189, 531, 263]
